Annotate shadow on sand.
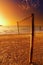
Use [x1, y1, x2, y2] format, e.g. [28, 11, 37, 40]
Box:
[29, 62, 41, 65]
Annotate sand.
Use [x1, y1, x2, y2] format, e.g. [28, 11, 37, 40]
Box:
[0, 32, 43, 65]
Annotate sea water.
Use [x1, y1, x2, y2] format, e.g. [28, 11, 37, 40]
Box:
[0, 26, 43, 34]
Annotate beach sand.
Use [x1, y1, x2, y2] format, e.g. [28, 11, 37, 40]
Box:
[0, 32, 43, 65]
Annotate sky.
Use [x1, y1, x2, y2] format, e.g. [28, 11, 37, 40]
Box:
[0, 0, 43, 26]
[39, 0, 43, 14]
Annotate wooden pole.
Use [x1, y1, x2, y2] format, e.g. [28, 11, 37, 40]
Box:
[17, 21, 19, 34]
[29, 13, 34, 64]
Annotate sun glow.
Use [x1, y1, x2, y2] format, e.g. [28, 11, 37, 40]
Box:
[0, 14, 9, 26]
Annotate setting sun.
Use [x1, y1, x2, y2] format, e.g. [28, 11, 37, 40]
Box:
[0, 13, 17, 26]
[0, 14, 8, 26]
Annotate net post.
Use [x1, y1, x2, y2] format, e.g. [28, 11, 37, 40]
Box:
[17, 21, 19, 34]
[29, 13, 34, 65]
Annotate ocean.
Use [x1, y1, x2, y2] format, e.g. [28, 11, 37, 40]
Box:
[0, 26, 43, 34]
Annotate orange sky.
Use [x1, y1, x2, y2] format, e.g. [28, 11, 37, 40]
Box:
[0, 0, 43, 26]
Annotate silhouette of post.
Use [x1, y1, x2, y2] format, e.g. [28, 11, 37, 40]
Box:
[17, 21, 19, 34]
[39, 26, 41, 31]
[29, 13, 34, 64]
